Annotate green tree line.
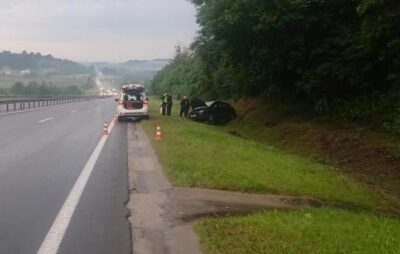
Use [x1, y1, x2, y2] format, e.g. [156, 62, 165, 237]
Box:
[8, 81, 83, 96]
[151, 0, 400, 131]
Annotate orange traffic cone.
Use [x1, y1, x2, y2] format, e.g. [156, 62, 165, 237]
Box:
[156, 125, 162, 140]
[103, 122, 109, 135]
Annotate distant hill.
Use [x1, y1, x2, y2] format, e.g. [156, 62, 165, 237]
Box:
[0, 50, 90, 75]
[93, 59, 169, 82]
[122, 59, 169, 70]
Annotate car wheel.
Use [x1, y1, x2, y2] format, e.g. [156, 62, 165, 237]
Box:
[207, 114, 214, 124]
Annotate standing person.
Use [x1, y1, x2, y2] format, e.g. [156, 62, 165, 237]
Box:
[166, 92, 173, 116]
[161, 93, 167, 115]
[180, 96, 190, 118]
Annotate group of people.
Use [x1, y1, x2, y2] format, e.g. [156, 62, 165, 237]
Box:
[160, 93, 191, 118]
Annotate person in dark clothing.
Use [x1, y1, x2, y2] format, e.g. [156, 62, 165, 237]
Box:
[166, 92, 173, 116]
[180, 96, 190, 118]
[161, 93, 168, 115]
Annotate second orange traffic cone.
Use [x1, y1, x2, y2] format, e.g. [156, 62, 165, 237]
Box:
[156, 125, 162, 140]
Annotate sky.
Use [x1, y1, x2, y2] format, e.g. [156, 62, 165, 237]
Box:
[0, 0, 198, 62]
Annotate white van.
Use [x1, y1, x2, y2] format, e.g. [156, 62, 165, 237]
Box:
[116, 84, 149, 120]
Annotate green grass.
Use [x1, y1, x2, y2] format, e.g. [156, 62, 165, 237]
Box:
[143, 99, 399, 253]
[220, 97, 400, 212]
[195, 208, 400, 254]
[142, 99, 379, 209]
[143, 98, 399, 254]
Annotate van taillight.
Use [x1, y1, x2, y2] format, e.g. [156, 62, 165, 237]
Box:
[144, 99, 149, 105]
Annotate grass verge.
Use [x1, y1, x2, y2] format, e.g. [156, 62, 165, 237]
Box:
[222, 97, 400, 213]
[195, 208, 400, 254]
[142, 99, 379, 209]
[142, 98, 399, 254]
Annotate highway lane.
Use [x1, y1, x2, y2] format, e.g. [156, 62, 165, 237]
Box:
[0, 98, 131, 254]
[57, 121, 131, 254]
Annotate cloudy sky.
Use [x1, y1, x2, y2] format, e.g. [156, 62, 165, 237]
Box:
[0, 0, 198, 62]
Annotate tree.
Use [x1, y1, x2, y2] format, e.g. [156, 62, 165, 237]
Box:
[64, 85, 82, 95]
[154, 0, 400, 115]
[25, 81, 40, 95]
[11, 81, 25, 95]
[0, 88, 8, 95]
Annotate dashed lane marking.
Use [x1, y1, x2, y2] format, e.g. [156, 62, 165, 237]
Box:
[38, 117, 54, 124]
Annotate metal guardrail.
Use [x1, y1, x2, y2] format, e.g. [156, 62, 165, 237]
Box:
[0, 96, 109, 113]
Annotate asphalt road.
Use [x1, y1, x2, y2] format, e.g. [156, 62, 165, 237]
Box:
[0, 98, 131, 254]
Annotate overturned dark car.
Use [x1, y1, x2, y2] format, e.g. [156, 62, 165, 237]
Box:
[189, 99, 236, 124]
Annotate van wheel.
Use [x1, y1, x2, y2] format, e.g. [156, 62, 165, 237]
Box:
[145, 115, 150, 120]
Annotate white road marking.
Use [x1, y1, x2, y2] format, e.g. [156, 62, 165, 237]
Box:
[38, 117, 54, 124]
[36, 118, 116, 254]
[71, 109, 79, 113]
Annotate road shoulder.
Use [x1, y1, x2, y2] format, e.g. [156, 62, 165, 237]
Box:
[127, 123, 202, 254]
[127, 123, 320, 254]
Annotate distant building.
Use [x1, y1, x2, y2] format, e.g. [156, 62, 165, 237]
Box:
[20, 69, 31, 75]
[0, 66, 12, 76]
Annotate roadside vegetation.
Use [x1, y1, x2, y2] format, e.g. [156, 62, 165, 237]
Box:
[143, 100, 400, 253]
[196, 208, 400, 254]
[151, 0, 400, 136]
[223, 97, 400, 211]
[2, 77, 94, 96]
[143, 101, 379, 208]
[146, 0, 400, 252]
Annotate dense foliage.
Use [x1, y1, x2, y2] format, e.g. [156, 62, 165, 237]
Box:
[151, 0, 399, 126]
[150, 47, 203, 98]
[9, 81, 83, 96]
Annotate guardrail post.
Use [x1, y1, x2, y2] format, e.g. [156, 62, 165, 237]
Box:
[0, 96, 97, 114]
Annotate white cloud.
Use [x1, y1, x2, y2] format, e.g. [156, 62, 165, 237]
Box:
[0, 0, 198, 61]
